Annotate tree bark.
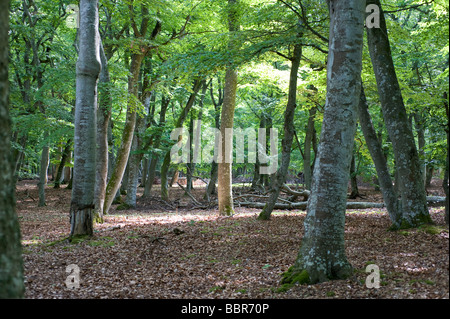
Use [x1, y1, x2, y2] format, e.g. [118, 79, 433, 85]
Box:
[303, 107, 317, 190]
[103, 52, 144, 214]
[218, 0, 240, 216]
[93, 41, 112, 221]
[366, 0, 431, 228]
[0, 0, 25, 298]
[283, 0, 365, 285]
[54, 138, 73, 188]
[160, 80, 202, 201]
[358, 86, 402, 227]
[258, 40, 302, 220]
[70, 0, 101, 239]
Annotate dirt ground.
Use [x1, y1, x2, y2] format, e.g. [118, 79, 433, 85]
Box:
[16, 179, 449, 300]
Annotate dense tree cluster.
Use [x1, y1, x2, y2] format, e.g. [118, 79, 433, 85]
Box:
[0, 0, 448, 297]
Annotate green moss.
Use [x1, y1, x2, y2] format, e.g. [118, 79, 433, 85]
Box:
[69, 234, 91, 244]
[326, 291, 336, 297]
[278, 267, 310, 292]
[224, 205, 235, 216]
[116, 203, 132, 210]
[418, 224, 448, 235]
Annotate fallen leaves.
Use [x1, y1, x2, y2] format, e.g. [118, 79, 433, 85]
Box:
[16, 180, 449, 299]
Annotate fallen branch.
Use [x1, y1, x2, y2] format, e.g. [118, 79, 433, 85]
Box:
[177, 182, 202, 206]
[235, 200, 385, 210]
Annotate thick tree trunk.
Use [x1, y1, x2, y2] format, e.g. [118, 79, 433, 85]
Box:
[70, 0, 101, 239]
[0, 0, 24, 297]
[258, 41, 302, 220]
[366, 0, 431, 228]
[358, 87, 402, 227]
[283, 0, 365, 285]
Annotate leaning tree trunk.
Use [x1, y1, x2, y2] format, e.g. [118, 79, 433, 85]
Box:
[70, 0, 101, 239]
[103, 52, 144, 215]
[0, 0, 25, 298]
[160, 80, 202, 201]
[282, 0, 365, 285]
[366, 0, 431, 228]
[358, 86, 402, 228]
[258, 40, 302, 220]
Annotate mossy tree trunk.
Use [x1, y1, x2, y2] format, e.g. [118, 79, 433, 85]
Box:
[0, 0, 25, 298]
[284, 0, 365, 285]
[366, 0, 431, 228]
[70, 0, 101, 239]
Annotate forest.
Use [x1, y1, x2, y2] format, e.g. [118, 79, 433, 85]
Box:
[0, 0, 448, 302]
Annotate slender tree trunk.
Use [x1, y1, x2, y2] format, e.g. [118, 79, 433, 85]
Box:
[283, 0, 365, 285]
[258, 41, 302, 220]
[94, 41, 112, 221]
[103, 52, 144, 214]
[54, 138, 72, 188]
[70, 0, 101, 239]
[358, 86, 402, 227]
[218, 0, 240, 216]
[0, 0, 24, 297]
[160, 80, 202, 201]
[303, 107, 316, 190]
[366, 0, 431, 228]
[444, 92, 449, 225]
[218, 67, 238, 215]
[349, 152, 360, 199]
[38, 141, 49, 207]
[143, 96, 170, 197]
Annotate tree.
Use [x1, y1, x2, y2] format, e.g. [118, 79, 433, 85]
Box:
[218, 0, 240, 216]
[366, 0, 432, 229]
[0, 0, 24, 298]
[282, 0, 365, 285]
[69, 0, 101, 239]
[358, 86, 402, 228]
[257, 38, 302, 220]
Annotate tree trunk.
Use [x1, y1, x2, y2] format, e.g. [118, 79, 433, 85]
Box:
[143, 96, 170, 197]
[358, 86, 402, 227]
[258, 41, 302, 220]
[218, 0, 240, 216]
[218, 67, 238, 216]
[103, 52, 144, 214]
[283, 0, 365, 285]
[366, 0, 431, 228]
[303, 107, 317, 190]
[70, 0, 101, 239]
[54, 138, 72, 189]
[444, 92, 449, 225]
[0, 0, 25, 297]
[38, 141, 49, 207]
[94, 41, 112, 221]
[349, 152, 360, 199]
[160, 80, 202, 201]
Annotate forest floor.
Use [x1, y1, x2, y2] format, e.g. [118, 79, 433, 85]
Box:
[16, 179, 448, 299]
